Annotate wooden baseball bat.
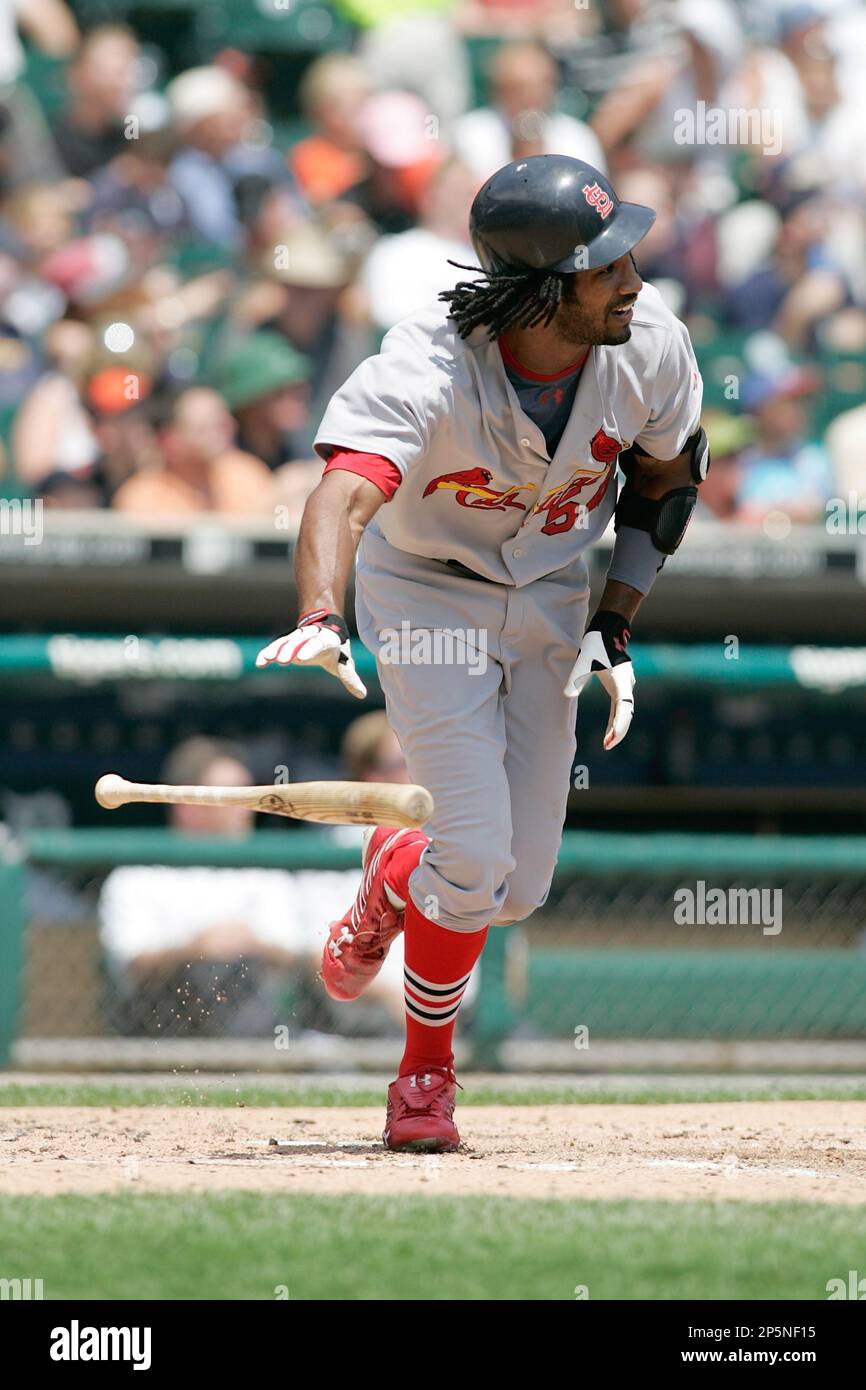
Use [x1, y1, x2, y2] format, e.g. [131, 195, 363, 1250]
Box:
[94, 773, 433, 829]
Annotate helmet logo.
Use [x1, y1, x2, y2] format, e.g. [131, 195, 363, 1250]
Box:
[582, 182, 614, 221]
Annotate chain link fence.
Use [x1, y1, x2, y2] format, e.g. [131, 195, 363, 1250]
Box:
[18, 850, 403, 1049]
[4, 830, 866, 1070]
[504, 867, 866, 1045]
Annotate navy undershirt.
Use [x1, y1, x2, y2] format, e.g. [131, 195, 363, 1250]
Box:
[500, 339, 588, 458]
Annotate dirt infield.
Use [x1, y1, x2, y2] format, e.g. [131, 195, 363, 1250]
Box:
[2, 1101, 865, 1203]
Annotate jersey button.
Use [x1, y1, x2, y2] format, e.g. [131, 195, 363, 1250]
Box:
[512, 547, 523, 557]
[520, 438, 531, 447]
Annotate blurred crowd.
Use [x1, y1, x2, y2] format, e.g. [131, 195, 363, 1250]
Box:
[1, 0, 865, 526]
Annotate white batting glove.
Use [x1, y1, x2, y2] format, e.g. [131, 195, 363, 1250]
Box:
[256, 609, 367, 699]
[564, 610, 635, 750]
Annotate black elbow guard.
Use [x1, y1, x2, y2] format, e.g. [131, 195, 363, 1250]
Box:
[615, 484, 697, 555]
[615, 427, 709, 556]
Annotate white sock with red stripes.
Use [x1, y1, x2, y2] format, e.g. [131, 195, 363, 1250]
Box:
[399, 897, 487, 1076]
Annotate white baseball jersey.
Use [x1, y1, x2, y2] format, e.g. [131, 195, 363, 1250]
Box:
[314, 280, 703, 588]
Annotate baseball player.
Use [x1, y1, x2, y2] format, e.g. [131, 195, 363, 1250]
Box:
[257, 155, 708, 1151]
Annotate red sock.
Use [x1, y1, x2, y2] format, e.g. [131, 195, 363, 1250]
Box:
[400, 897, 487, 1076]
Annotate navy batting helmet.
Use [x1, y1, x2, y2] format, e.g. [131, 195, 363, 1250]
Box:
[470, 155, 656, 275]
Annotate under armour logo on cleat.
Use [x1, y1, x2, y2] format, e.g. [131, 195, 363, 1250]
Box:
[328, 926, 354, 958]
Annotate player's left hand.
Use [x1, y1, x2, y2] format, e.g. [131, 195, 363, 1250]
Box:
[564, 610, 635, 750]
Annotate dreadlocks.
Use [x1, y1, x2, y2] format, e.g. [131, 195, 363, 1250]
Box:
[440, 261, 567, 340]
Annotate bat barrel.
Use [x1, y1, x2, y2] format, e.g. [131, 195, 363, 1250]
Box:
[94, 774, 433, 828]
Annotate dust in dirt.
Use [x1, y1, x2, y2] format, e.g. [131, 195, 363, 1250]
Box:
[1, 1102, 865, 1203]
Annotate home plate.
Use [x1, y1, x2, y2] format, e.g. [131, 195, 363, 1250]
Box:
[645, 1159, 821, 1179]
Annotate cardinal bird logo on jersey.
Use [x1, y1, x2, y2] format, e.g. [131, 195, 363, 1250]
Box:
[422, 466, 536, 511]
[531, 461, 617, 536]
[590, 428, 622, 464]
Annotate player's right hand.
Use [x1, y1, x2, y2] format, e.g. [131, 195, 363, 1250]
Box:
[255, 610, 367, 699]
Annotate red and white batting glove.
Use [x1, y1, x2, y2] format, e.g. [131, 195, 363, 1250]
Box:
[564, 609, 635, 750]
[255, 610, 367, 699]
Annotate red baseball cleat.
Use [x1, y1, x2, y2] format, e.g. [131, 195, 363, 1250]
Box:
[384, 1068, 461, 1152]
[321, 825, 428, 1002]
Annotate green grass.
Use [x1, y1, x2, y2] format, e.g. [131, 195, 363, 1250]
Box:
[0, 1192, 862, 1300]
[1, 1080, 865, 1108]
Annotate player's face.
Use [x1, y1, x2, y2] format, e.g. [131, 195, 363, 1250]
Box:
[555, 252, 643, 347]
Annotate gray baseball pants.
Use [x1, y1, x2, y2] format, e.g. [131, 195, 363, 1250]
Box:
[355, 527, 590, 933]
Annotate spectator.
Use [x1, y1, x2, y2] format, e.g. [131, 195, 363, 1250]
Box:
[359, 157, 477, 331]
[0, 0, 77, 186]
[826, 402, 866, 515]
[727, 5, 866, 192]
[99, 737, 317, 1037]
[0, 183, 83, 338]
[452, 41, 606, 182]
[342, 709, 411, 785]
[555, 0, 679, 112]
[614, 164, 717, 314]
[0, 321, 46, 459]
[339, 90, 443, 236]
[52, 24, 142, 178]
[734, 363, 831, 523]
[82, 358, 159, 501]
[216, 331, 312, 471]
[697, 410, 754, 520]
[13, 327, 158, 504]
[11, 318, 97, 491]
[290, 54, 372, 206]
[257, 218, 366, 436]
[722, 189, 851, 351]
[591, 0, 743, 177]
[344, 0, 472, 131]
[86, 111, 189, 241]
[167, 65, 300, 250]
[111, 386, 273, 514]
[165, 65, 253, 249]
[458, 0, 577, 41]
